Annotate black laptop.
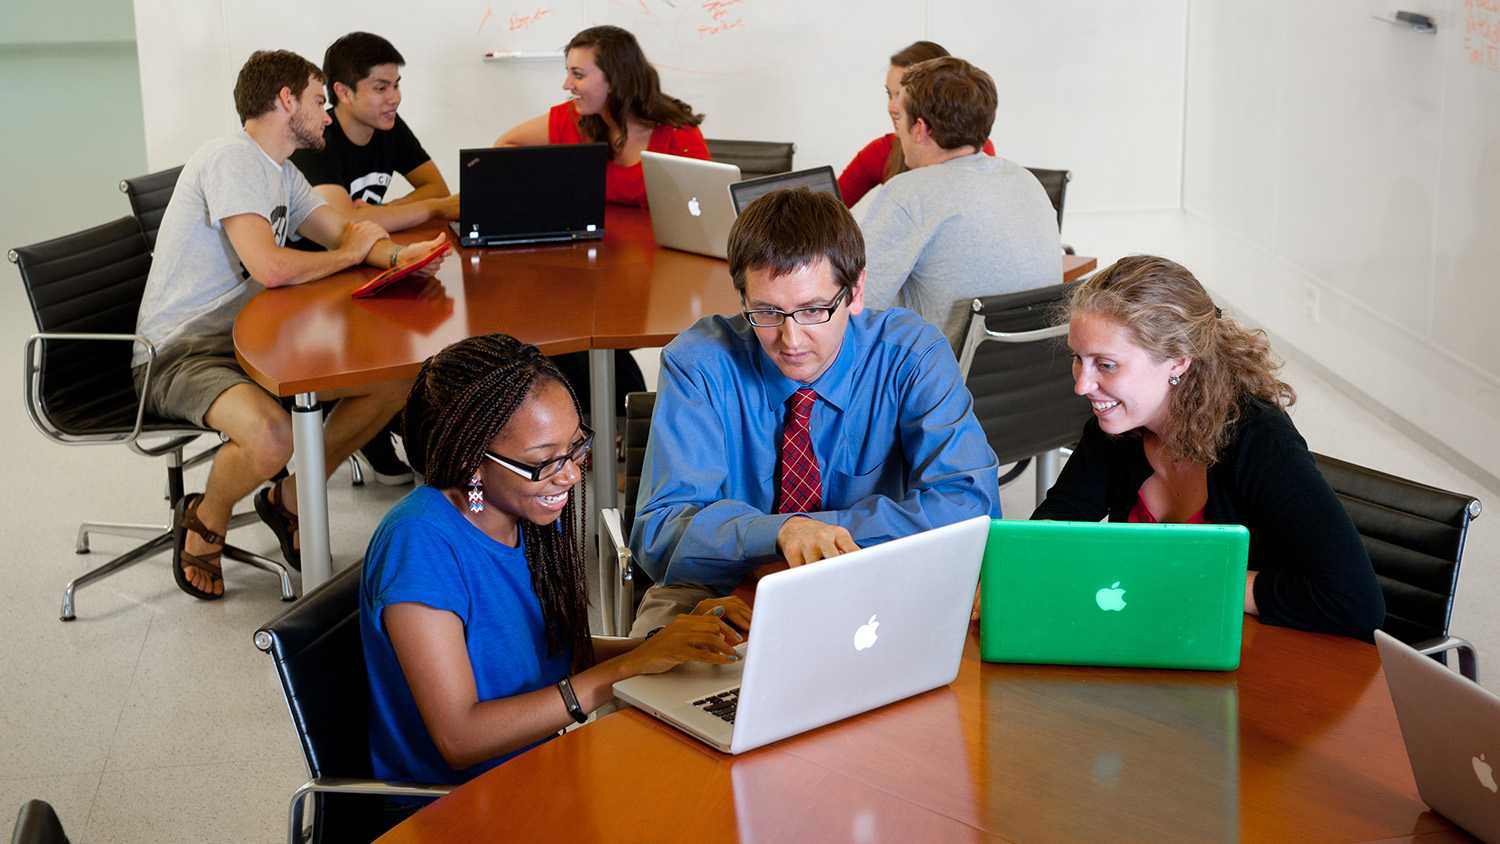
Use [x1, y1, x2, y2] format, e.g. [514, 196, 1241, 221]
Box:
[456, 144, 608, 247]
[728, 165, 841, 215]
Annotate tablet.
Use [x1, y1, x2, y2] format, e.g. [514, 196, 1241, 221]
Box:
[350, 238, 450, 299]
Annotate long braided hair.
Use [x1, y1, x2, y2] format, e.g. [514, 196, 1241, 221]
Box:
[402, 334, 594, 671]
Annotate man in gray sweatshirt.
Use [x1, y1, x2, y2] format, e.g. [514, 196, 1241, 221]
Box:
[859, 56, 1061, 352]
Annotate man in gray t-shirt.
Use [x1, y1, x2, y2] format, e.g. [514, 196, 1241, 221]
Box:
[860, 57, 1061, 351]
[133, 49, 447, 600]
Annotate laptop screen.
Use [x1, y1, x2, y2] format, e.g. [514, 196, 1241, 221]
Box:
[729, 165, 842, 215]
[457, 144, 608, 246]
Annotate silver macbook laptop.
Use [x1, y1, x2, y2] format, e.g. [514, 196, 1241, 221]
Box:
[640, 151, 740, 259]
[614, 516, 989, 754]
[456, 144, 607, 247]
[729, 165, 842, 215]
[1376, 629, 1500, 844]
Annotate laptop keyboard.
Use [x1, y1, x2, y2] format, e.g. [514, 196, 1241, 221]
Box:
[693, 688, 740, 723]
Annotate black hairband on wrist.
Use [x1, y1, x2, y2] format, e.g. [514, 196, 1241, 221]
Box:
[556, 675, 588, 724]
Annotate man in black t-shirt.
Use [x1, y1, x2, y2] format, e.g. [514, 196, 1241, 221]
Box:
[290, 32, 459, 242]
[290, 32, 459, 484]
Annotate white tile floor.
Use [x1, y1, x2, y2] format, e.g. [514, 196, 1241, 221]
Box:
[3, 42, 1497, 844]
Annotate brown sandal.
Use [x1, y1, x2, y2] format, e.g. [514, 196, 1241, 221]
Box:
[255, 477, 300, 571]
[172, 493, 224, 600]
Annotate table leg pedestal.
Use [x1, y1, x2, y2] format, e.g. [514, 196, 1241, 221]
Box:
[589, 350, 619, 634]
[292, 392, 331, 591]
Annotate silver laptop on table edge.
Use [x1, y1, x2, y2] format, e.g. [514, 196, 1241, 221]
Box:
[640, 151, 741, 259]
[1375, 629, 1500, 844]
[613, 516, 990, 755]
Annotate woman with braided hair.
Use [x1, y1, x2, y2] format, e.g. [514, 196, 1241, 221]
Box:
[360, 334, 747, 787]
[1033, 255, 1384, 640]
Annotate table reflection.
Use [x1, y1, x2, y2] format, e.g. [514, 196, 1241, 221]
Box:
[979, 666, 1240, 844]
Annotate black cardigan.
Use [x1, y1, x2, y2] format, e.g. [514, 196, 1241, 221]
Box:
[1032, 398, 1385, 639]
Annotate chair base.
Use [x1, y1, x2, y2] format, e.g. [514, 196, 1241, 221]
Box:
[61, 510, 295, 620]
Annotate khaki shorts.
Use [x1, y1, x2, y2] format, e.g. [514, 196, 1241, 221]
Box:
[132, 335, 273, 428]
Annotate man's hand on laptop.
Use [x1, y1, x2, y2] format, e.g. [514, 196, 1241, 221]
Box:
[777, 516, 859, 567]
[625, 614, 745, 675]
[692, 596, 752, 631]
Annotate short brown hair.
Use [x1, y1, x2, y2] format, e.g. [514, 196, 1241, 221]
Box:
[727, 188, 864, 297]
[899, 57, 996, 153]
[1063, 255, 1296, 464]
[890, 40, 950, 68]
[233, 50, 324, 124]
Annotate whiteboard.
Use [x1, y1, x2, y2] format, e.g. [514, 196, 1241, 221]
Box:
[133, 0, 1188, 213]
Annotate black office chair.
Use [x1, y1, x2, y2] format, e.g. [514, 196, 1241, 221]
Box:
[705, 139, 795, 180]
[956, 283, 1093, 503]
[255, 563, 451, 844]
[10, 800, 70, 844]
[10, 217, 295, 620]
[119, 164, 184, 252]
[599, 390, 657, 635]
[1312, 453, 1482, 681]
[1023, 166, 1075, 255]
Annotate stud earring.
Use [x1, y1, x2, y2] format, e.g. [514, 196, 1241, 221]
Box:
[1169, 374, 1181, 386]
[468, 476, 484, 513]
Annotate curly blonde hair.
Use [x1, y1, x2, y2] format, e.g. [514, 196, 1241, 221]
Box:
[1064, 255, 1296, 464]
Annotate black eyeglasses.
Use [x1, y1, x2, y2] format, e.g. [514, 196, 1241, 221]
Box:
[483, 424, 594, 482]
[742, 287, 850, 327]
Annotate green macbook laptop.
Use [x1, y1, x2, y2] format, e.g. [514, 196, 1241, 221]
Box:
[980, 520, 1250, 671]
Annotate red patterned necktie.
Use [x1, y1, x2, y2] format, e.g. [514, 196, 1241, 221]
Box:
[777, 388, 822, 514]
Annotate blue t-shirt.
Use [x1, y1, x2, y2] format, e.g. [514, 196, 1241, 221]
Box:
[361, 485, 571, 784]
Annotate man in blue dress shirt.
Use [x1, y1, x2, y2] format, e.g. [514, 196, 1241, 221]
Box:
[627, 187, 1002, 634]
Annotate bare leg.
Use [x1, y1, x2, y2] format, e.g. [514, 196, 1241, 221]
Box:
[181, 377, 412, 593]
[185, 385, 297, 594]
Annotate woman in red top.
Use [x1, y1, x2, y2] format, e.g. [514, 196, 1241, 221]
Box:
[837, 41, 997, 208]
[496, 25, 709, 208]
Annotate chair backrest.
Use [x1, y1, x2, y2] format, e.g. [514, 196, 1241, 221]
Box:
[1312, 453, 1482, 646]
[957, 283, 1093, 468]
[119, 165, 184, 251]
[10, 800, 69, 844]
[622, 391, 658, 593]
[255, 563, 386, 844]
[10, 217, 154, 437]
[705, 139, 795, 180]
[1024, 167, 1071, 232]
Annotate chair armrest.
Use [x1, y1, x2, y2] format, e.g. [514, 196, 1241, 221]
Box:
[599, 507, 635, 636]
[23, 330, 169, 451]
[287, 776, 453, 844]
[955, 303, 1070, 379]
[1414, 635, 1479, 683]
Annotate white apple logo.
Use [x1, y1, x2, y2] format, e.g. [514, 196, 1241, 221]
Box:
[1095, 582, 1127, 612]
[853, 615, 880, 650]
[687, 196, 702, 217]
[1475, 753, 1498, 793]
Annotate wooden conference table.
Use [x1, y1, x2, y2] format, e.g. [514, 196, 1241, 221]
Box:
[375, 620, 1475, 844]
[233, 207, 1098, 593]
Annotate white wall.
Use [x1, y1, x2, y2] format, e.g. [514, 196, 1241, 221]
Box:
[1183, 0, 1500, 485]
[129, 0, 1500, 483]
[130, 0, 1186, 214]
[1, 0, 136, 46]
